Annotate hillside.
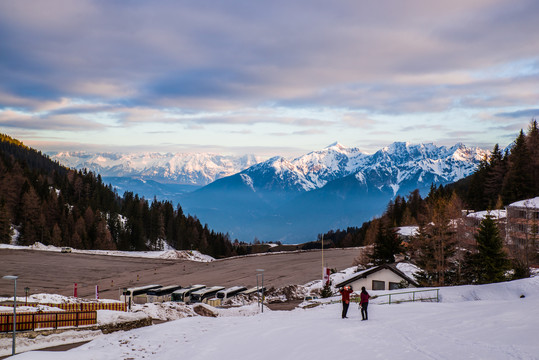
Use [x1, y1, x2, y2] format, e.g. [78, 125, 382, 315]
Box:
[0, 134, 236, 257]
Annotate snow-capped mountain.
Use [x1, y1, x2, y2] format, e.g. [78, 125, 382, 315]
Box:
[50, 151, 261, 186]
[235, 141, 486, 197]
[179, 142, 488, 243]
[51, 142, 488, 244]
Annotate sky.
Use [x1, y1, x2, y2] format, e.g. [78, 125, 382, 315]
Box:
[1, 0, 539, 157]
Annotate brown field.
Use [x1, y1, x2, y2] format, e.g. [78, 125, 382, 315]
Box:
[0, 248, 361, 301]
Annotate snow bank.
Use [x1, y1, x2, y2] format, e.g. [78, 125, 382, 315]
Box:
[131, 302, 197, 321]
[438, 276, 539, 303]
[97, 310, 148, 326]
[0, 293, 124, 305]
[0, 243, 214, 262]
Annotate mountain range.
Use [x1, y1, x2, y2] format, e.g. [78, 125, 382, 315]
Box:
[50, 151, 261, 202]
[51, 142, 488, 243]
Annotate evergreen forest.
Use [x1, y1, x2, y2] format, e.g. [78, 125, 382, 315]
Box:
[0, 134, 237, 258]
[319, 120, 539, 285]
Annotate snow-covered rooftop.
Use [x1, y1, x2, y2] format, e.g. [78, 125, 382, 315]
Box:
[396, 226, 419, 237]
[466, 209, 507, 220]
[508, 196, 539, 209]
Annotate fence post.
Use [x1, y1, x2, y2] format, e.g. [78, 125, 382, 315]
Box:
[76, 311, 79, 327]
[436, 289, 439, 302]
[55, 313, 58, 329]
[32, 313, 35, 331]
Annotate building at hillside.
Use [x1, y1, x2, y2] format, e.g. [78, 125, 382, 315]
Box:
[335, 263, 419, 291]
[464, 209, 507, 244]
[505, 197, 539, 255]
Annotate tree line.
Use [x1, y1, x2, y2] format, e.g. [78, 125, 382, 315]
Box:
[0, 134, 238, 258]
[319, 119, 539, 285]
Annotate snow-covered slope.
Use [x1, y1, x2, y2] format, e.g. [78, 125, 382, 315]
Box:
[9, 277, 539, 360]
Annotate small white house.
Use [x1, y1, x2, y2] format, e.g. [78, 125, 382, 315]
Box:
[335, 263, 419, 291]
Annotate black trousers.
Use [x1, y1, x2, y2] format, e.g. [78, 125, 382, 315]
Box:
[361, 302, 368, 320]
[342, 302, 350, 318]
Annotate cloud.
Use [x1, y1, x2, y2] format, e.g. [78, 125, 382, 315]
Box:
[0, 109, 106, 131]
[495, 108, 539, 119]
[1, 0, 539, 155]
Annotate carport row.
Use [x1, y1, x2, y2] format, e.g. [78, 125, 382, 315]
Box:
[123, 284, 266, 309]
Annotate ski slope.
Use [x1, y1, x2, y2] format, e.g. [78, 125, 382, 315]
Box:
[8, 277, 539, 360]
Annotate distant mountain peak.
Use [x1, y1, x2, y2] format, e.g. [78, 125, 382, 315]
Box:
[325, 141, 344, 148]
[50, 151, 262, 186]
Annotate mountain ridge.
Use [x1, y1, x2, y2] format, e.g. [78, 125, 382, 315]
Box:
[50, 143, 488, 243]
[178, 142, 488, 243]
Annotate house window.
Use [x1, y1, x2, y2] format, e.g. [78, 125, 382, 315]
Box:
[389, 282, 401, 290]
[518, 210, 527, 219]
[532, 212, 539, 220]
[372, 280, 385, 290]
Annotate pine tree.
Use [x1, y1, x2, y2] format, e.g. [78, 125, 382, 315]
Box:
[370, 220, 402, 265]
[467, 155, 489, 210]
[410, 197, 458, 286]
[320, 282, 333, 298]
[525, 119, 539, 193]
[484, 144, 506, 208]
[19, 185, 42, 245]
[0, 201, 13, 244]
[465, 215, 509, 284]
[502, 130, 534, 204]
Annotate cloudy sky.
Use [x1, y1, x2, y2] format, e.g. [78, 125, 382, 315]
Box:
[1, 0, 538, 157]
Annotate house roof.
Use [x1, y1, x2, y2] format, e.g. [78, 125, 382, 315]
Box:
[508, 196, 539, 209]
[335, 263, 419, 288]
[396, 226, 419, 237]
[466, 209, 506, 220]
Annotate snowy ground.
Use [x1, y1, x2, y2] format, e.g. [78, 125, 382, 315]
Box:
[0, 242, 215, 262]
[2, 276, 538, 360]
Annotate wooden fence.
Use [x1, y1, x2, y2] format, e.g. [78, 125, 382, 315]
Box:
[0, 301, 126, 312]
[0, 310, 97, 332]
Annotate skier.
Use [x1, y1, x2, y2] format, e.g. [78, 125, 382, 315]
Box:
[339, 285, 353, 318]
[360, 286, 370, 320]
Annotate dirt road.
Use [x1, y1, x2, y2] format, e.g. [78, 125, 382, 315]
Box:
[0, 248, 361, 300]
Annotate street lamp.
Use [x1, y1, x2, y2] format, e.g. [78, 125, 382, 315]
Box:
[3, 275, 18, 356]
[256, 269, 264, 313]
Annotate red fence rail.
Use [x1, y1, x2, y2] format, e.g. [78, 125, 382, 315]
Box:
[0, 310, 97, 332]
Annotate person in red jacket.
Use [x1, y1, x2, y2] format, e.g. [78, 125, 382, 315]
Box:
[360, 286, 370, 320]
[339, 285, 353, 318]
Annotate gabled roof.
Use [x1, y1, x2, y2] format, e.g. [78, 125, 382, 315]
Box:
[335, 263, 419, 288]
